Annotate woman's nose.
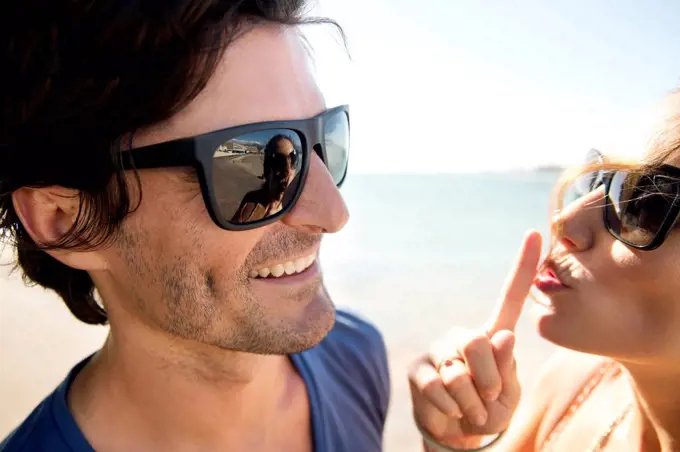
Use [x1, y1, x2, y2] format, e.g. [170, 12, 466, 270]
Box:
[553, 186, 606, 252]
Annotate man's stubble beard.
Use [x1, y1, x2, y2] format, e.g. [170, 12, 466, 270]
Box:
[118, 226, 336, 356]
[159, 266, 336, 355]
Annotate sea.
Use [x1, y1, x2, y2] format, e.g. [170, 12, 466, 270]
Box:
[0, 171, 563, 451]
[322, 171, 560, 327]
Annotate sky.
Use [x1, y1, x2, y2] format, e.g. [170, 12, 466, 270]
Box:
[303, 0, 680, 173]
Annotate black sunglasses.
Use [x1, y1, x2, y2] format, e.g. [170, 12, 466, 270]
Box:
[571, 149, 680, 250]
[119, 105, 349, 231]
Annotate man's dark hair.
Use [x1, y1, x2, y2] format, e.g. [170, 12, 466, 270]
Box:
[0, 1, 341, 325]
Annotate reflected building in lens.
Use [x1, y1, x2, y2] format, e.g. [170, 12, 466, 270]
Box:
[216, 140, 263, 155]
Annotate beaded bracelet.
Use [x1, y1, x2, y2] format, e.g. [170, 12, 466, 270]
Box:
[416, 422, 506, 452]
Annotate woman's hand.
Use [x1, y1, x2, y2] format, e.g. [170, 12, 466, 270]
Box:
[409, 231, 542, 449]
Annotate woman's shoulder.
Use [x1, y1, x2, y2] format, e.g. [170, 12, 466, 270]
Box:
[499, 348, 611, 451]
[535, 348, 610, 398]
[532, 349, 613, 448]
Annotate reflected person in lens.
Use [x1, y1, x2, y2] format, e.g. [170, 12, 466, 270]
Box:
[409, 90, 680, 451]
[233, 134, 298, 223]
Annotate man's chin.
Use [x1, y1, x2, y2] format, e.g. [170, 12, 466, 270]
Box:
[286, 290, 336, 353]
[236, 283, 336, 355]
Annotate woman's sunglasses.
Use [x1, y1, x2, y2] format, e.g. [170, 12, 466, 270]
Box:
[119, 105, 349, 231]
[570, 149, 680, 250]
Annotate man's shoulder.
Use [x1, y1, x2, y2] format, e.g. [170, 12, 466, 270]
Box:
[1, 394, 69, 452]
[324, 309, 387, 363]
[312, 308, 391, 421]
[332, 309, 384, 341]
[2, 357, 91, 452]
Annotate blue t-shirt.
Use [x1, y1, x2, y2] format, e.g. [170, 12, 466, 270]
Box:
[1, 310, 390, 452]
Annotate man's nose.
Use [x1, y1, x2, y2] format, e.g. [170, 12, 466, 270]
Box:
[282, 152, 349, 234]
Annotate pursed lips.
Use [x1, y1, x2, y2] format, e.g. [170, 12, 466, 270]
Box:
[539, 258, 574, 288]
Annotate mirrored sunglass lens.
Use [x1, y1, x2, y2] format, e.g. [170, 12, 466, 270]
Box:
[324, 110, 349, 185]
[564, 149, 604, 204]
[606, 171, 677, 246]
[567, 170, 604, 204]
[577, 169, 604, 195]
[211, 129, 303, 224]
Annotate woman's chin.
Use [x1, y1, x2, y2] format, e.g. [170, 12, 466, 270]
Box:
[529, 297, 607, 355]
[530, 301, 560, 341]
[528, 289, 655, 360]
[529, 290, 577, 347]
[530, 288, 557, 318]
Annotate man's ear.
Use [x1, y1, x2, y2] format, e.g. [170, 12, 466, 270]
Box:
[11, 186, 109, 271]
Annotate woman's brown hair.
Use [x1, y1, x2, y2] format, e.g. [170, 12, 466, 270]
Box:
[549, 89, 680, 242]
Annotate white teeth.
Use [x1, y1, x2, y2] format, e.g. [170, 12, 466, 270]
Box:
[258, 268, 271, 278]
[284, 261, 296, 275]
[271, 264, 285, 278]
[251, 253, 316, 279]
[294, 257, 307, 272]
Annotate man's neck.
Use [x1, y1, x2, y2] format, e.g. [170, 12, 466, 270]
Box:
[68, 324, 309, 451]
[623, 361, 680, 451]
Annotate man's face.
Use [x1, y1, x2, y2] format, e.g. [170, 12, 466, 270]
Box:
[96, 26, 349, 354]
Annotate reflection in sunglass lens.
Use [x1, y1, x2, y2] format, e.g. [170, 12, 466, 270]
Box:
[606, 171, 679, 246]
[578, 170, 604, 196]
[324, 110, 350, 185]
[566, 169, 604, 204]
[564, 149, 605, 204]
[211, 129, 303, 225]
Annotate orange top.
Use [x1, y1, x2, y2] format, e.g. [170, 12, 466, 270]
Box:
[539, 360, 622, 451]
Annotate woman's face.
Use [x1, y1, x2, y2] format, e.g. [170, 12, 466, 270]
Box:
[533, 94, 680, 367]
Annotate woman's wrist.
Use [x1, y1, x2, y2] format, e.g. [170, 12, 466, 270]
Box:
[417, 422, 505, 452]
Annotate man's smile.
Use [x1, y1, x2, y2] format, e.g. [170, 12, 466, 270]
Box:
[249, 251, 318, 279]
